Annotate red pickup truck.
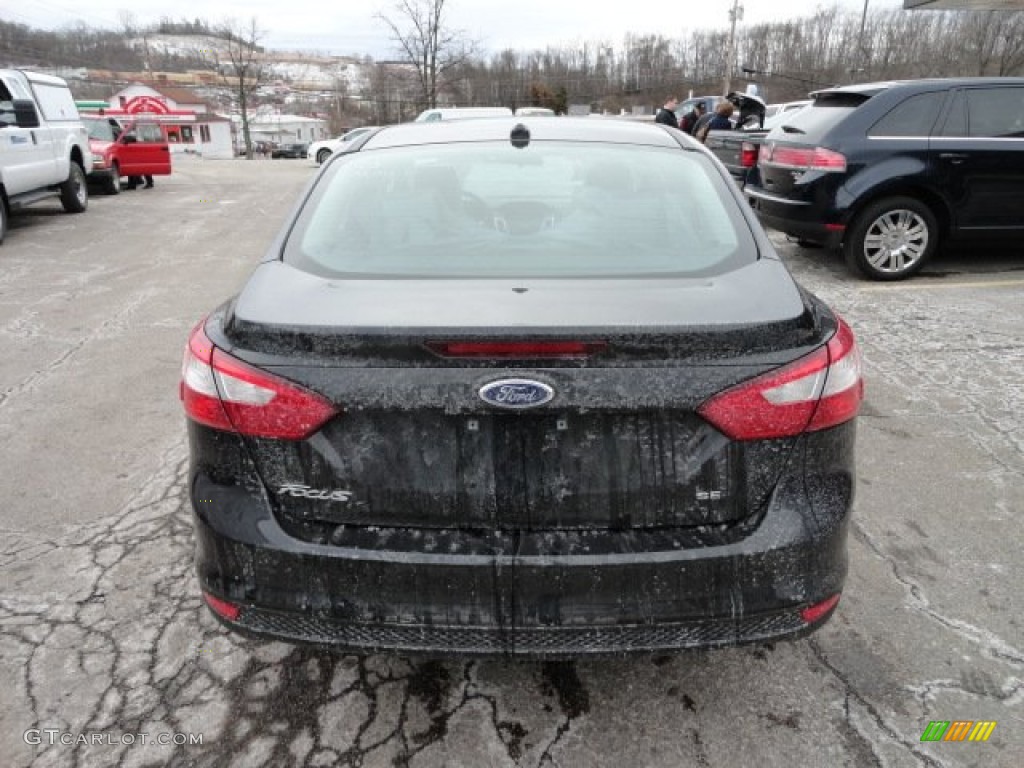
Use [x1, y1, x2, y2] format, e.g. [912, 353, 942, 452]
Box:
[82, 116, 172, 194]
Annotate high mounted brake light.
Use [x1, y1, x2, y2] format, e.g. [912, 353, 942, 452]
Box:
[426, 340, 607, 359]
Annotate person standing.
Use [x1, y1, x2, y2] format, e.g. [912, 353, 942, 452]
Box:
[655, 96, 680, 129]
[126, 174, 154, 190]
[694, 101, 735, 142]
[679, 102, 707, 135]
[706, 101, 735, 131]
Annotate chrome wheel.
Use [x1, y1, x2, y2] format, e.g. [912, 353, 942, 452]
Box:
[862, 208, 929, 274]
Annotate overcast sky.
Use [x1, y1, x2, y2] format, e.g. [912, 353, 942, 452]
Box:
[3, 0, 900, 58]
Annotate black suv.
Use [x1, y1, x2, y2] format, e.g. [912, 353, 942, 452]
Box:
[746, 78, 1024, 279]
[271, 142, 309, 159]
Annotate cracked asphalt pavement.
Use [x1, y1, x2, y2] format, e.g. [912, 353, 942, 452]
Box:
[1, 157, 1021, 768]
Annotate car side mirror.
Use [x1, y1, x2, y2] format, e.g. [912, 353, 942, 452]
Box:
[12, 99, 40, 129]
[121, 134, 137, 144]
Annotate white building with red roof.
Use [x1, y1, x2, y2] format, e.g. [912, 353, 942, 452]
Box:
[96, 83, 234, 159]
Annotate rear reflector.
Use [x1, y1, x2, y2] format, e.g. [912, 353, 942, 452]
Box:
[181, 320, 338, 440]
[800, 594, 841, 624]
[203, 592, 243, 622]
[426, 340, 607, 359]
[697, 316, 863, 440]
[759, 144, 847, 173]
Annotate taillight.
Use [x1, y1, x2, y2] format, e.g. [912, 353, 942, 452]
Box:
[698, 316, 863, 440]
[740, 142, 758, 168]
[180, 320, 338, 440]
[759, 144, 847, 172]
[426, 340, 607, 359]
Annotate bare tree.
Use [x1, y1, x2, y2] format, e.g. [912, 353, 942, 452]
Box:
[368, 62, 418, 124]
[205, 18, 267, 159]
[959, 10, 1024, 76]
[377, 0, 478, 110]
[993, 13, 1024, 75]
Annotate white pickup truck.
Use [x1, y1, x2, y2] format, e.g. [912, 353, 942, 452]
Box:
[0, 69, 92, 244]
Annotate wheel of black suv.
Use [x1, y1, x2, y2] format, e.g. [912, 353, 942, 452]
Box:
[59, 162, 89, 213]
[316, 148, 332, 165]
[844, 196, 938, 280]
[0, 199, 7, 244]
[104, 162, 121, 195]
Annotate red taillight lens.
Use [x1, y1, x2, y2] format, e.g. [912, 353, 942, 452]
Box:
[203, 592, 243, 622]
[809, 147, 847, 171]
[180, 321, 232, 432]
[698, 317, 863, 441]
[800, 594, 841, 624]
[760, 144, 847, 173]
[426, 340, 607, 359]
[740, 142, 758, 168]
[180, 321, 338, 440]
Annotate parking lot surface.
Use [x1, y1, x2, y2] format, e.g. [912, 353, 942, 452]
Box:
[0, 157, 1021, 768]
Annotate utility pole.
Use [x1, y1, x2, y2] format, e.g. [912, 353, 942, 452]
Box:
[858, 0, 870, 72]
[722, 0, 744, 97]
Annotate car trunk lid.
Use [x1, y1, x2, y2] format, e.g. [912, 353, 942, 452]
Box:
[211, 260, 830, 534]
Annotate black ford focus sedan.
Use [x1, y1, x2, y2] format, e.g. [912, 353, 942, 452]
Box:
[182, 117, 863, 657]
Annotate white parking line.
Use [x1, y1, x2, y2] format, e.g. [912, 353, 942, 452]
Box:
[858, 277, 1024, 292]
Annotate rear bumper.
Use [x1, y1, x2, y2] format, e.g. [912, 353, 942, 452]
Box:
[190, 425, 855, 657]
[746, 186, 845, 248]
[223, 604, 818, 657]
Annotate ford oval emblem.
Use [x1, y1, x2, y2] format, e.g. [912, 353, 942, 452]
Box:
[478, 379, 555, 409]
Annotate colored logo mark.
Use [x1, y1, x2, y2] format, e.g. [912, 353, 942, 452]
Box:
[920, 721, 996, 742]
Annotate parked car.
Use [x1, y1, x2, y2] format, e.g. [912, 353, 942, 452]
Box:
[306, 126, 377, 165]
[82, 116, 172, 194]
[676, 95, 719, 123]
[514, 107, 556, 117]
[413, 106, 513, 122]
[705, 100, 809, 188]
[237, 140, 275, 157]
[765, 100, 812, 119]
[182, 117, 863, 657]
[746, 77, 1024, 279]
[271, 142, 308, 159]
[0, 69, 90, 244]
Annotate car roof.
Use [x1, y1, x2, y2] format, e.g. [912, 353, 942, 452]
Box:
[361, 117, 686, 150]
[809, 81, 906, 98]
[811, 76, 1024, 99]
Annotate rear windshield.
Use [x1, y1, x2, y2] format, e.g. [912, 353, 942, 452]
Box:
[760, 107, 810, 131]
[284, 142, 756, 278]
[768, 92, 873, 142]
[83, 118, 115, 141]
